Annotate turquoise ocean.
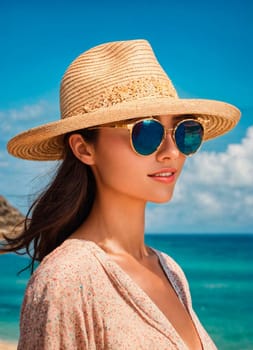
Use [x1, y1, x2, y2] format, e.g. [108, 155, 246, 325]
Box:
[0, 234, 252, 349]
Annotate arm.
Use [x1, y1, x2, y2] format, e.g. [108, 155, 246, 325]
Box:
[18, 271, 91, 350]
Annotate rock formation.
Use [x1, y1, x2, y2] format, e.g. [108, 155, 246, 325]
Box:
[0, 195, 24, 239]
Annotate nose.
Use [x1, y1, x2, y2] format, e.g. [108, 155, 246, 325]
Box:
[156, 130, 181, 161]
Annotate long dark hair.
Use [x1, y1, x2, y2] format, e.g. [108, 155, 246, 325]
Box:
[0, 129, 98, 273]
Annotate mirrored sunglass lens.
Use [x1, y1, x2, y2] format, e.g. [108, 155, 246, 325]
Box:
[132, 120, 164, 155]
[175, 120, 203, 155]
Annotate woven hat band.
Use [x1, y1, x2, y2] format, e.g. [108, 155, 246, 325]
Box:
[61, 77, 177, 118]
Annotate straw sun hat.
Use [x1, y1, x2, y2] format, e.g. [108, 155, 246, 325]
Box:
[7, 39, 241, 161]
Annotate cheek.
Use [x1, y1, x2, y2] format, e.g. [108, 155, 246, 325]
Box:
[92, 132, 143, 190]
[177, 155, 186, 174]
[91, 131, 187, 202]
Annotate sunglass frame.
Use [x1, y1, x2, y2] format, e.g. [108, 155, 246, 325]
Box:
[88, 117, 204, 156]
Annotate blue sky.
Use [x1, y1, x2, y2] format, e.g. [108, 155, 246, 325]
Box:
[0, 0, 252, 233]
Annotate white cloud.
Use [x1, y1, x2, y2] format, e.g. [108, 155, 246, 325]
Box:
[0, 155, 57, 214]
[0, 100, 58, 212]
[0, 162, 8, 168]
[146, 126, 253, 233]
[0, 148, 10, 167]
[0, 100, 55, 122]
[0, 100, 58, 142]
[184, 126, 253, 187]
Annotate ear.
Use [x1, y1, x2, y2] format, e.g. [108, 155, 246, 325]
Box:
[68, 134, 95, 165]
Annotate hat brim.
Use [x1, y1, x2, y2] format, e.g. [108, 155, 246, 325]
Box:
[7, 97, 241, 160]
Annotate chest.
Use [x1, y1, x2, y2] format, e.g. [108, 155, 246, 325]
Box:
[114, 256, 203, 350]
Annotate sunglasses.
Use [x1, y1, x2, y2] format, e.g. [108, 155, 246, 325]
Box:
[89, 117, 204, 156]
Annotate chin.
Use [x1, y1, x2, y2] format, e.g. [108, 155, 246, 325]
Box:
[149, 191, 174, 204]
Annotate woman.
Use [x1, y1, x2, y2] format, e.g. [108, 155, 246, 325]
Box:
[3, 39, 240, 349]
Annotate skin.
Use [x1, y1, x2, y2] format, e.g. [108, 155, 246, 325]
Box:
[68, 115, 203, 350]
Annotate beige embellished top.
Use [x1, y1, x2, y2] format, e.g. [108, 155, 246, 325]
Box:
[18, 239, 217, 350]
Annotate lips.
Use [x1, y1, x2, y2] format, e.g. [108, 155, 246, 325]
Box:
[147, 168, 177, 184]
[150, 172, 174, 177]
[148, 168, 177, 178]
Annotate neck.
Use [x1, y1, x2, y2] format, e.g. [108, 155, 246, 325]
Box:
[75, 190, 149, 260]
